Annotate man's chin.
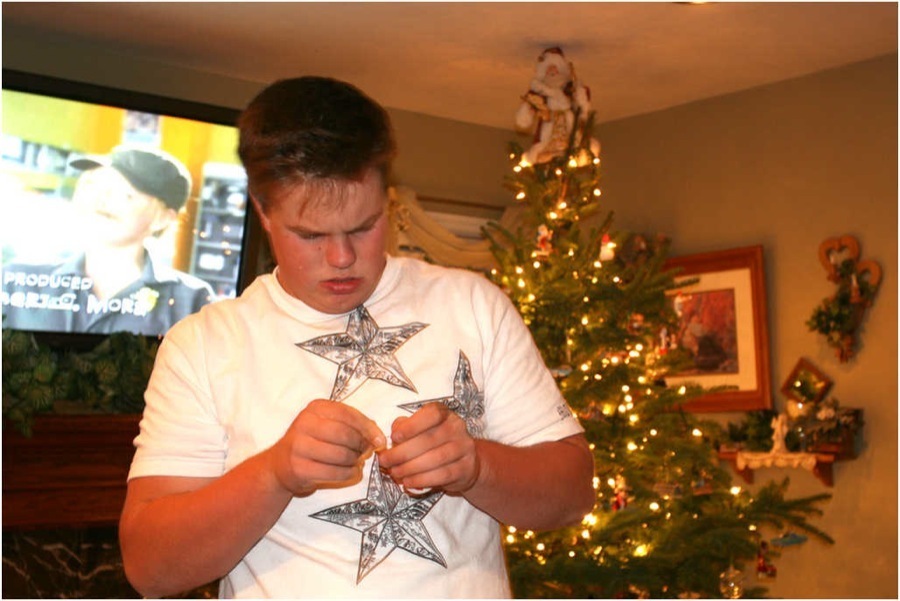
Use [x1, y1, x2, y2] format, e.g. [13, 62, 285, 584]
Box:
[311, 288, 371, 315]
[316, 297, 365, 315]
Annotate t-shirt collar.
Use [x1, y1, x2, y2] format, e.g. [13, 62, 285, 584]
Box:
[265, 254, 401, 323]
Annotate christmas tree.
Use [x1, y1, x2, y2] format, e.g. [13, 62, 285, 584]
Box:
[486, 48, 833, 599]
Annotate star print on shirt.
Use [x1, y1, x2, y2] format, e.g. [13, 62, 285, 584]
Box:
[296, 306, 428, 402]
[310, 456, 447, 584]
[398, 350, 485, 438]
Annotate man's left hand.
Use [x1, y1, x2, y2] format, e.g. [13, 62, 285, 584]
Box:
[376, 403, 480, 494]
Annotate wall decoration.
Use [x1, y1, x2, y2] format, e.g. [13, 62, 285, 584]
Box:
[387, 186, 507, 271]
[779, 358, 864, 459]
[781, 357, 833, 418]
[664, 245, 772, 412]
[807, 234, 882, 362]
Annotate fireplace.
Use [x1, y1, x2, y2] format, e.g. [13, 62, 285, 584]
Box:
[2, 415, 216, 598]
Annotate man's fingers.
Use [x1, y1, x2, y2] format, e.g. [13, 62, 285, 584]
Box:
[379, 404, 470, 475]
[390, 403, 448, 443]
[305, 399, 386, 451]
[301, 437, 372, 467]
[389, 415, 410, 444]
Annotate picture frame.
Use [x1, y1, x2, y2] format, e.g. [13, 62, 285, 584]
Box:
[663, 245, 772, 412]
[781, 357, 832, 405]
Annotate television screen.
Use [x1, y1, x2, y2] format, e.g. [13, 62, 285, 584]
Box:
[1, 71, 259, 340]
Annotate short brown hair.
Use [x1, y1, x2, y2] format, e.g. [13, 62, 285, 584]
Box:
[237, 76, 396, 211]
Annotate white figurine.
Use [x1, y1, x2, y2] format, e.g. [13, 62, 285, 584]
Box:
[515, 47, 600, 165]
[770, 413, 789, 454]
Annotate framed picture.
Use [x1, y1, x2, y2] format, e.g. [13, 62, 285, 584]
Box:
[663, 245, 772, 412]
[781, 357, 832, 405]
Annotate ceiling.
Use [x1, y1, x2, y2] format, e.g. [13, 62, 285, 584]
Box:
[3, 2, 897, 129]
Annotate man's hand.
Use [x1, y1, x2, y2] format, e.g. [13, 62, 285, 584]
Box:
[120, 400, 385, 597]
[377, 403, 480, 494]
[268, 399, 386, 496]
[378, 404, 594, 531]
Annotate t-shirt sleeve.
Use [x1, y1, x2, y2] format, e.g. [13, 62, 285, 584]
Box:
[128, 318, 228, 480]
[477, 281, 584, 447]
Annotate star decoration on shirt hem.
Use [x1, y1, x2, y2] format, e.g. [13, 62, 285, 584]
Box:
[297, 305, 428, 401]
[310, 456, 447, 584]
[398, 350, 485, 438]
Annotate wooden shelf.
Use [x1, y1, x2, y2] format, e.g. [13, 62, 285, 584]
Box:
[718, 448, 837, 487]
[3, 415, 140, 529]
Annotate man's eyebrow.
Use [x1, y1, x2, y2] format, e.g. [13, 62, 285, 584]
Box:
[287, 208, 384, 236]
[351, 209, 384, 231]
[287, 224, 322, 236]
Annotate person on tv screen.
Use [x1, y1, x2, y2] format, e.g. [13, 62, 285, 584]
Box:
[118, 77, 595, 598]
[1, 145, 214, 336]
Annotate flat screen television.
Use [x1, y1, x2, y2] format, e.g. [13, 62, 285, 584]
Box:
[1, 70, 263, 348]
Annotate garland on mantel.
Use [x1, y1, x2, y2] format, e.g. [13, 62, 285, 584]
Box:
[1, 329, 157, 436]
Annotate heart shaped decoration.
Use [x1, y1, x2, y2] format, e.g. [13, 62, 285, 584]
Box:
[817, 235, 860, 282]
[851, 259, 883, 305]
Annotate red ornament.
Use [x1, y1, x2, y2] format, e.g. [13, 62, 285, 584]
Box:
[756, 541, 777, 577]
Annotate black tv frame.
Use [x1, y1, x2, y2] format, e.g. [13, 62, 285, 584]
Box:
[1, 69, 264, 351]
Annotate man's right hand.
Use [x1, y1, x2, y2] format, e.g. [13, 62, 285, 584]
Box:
[267, 399, 386, 496]
[120, 399, 385, 597]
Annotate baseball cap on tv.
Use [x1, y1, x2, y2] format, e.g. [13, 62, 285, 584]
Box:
[70, 145, 192, 210]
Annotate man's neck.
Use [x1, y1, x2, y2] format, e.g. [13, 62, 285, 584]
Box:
[83, 244, 146, 301]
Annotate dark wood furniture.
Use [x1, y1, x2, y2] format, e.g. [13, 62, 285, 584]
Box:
[3, 415, 140, 529]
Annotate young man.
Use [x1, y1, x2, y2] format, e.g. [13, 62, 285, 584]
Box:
[119, 77, 594, 598]
[1, 146, 214, 335]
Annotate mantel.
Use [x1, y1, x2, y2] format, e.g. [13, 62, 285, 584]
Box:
[2, 415, 140, 529]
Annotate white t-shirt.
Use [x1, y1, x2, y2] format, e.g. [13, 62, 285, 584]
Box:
[129, 256, 584, 598]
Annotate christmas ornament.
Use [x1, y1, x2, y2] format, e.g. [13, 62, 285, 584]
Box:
[615, 233, 648, 267]
[691, 477, 714, 496]
[652, 481, 683, 499]
[535, 224, 554, 258]
[771, 531, 808, 547]
[549, 364, 573, 379]
[627, 313, 645, 335]
[598, 233, 616, 262]
[657, 326, 676, 355]
[611, 475, 630, 511]
[719, 565, 744, 599]
[756, 541, 777, 577]
[514, 47, 599, 165]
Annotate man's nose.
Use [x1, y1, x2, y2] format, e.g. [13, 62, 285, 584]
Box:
[92, 183, 124, 211]
[326, 235, 356, 268]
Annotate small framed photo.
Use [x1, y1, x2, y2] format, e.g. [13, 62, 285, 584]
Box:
[663, 245, 772, 412]
[781, 357, 832, 405]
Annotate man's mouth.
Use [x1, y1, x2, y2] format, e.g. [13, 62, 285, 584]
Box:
[322, 277, 361, 294]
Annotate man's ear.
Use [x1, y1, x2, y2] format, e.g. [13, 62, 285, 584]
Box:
[150, 206, 178, 236]
[250, 195, 272, 232]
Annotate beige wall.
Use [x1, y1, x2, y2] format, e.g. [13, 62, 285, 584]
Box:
[596, 54, 898, 599]
[5, 24, 896, 599]
[2, 26, 514, 208]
